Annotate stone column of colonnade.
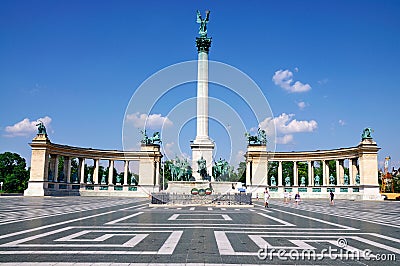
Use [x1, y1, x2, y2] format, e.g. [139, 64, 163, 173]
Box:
[349, 158, 359, 185]
[64, 156, 71, 184]
[93, 159, 99, 185]
[108, 160, 114, 184]
[338, 160, 345, 185]
[124, 160, 129, 185]
[335, 160, 340, 185]
[348, 158, 359, 185]
[308, 161, 314, 186]
[278, 161, 283, 186]
[323, 160, 330, 186]
[78, 158, 85, 183]
[293, 162, 298, 186]
[49, 154, 58, 182]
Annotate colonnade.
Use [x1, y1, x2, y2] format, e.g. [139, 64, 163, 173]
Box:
[245, 137, 381, 200]
[47, 156, 139, 186]
[261, 158, 360, 187]
[24, 133, 162, 197]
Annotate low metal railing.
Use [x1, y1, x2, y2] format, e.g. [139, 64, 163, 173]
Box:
[151, 192, 252, 205]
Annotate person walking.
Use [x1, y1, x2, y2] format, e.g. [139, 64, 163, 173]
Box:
[283, 191, 288, 203]
[294, 192, 301, 206]
[264, 187, 270, 208]
[330, 190, 335, 206]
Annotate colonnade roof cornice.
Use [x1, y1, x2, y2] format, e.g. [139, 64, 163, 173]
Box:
[30, 141, 162, 161]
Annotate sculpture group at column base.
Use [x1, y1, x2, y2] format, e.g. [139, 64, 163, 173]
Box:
[191, 140, 214, 181]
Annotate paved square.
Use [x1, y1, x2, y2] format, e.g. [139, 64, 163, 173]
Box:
[0, 196, 399, 265]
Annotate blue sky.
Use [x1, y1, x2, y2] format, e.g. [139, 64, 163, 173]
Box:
[1, 0, 399, 170]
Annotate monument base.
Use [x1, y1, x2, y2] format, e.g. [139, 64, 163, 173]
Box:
[167, 181, 243, 194]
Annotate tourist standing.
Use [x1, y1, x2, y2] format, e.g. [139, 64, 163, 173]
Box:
[264, 187, 270, 208]
[283, 191, 289, 203]
[330, 190, 335, 205]
[294, 192, 301, 206]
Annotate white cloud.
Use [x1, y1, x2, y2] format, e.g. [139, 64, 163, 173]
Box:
[276, 134, 294, 144]
[4, 116, 52, 137]
[338, 119, 346, 126]
[272, 69, 311, 93]
[294, 67, 299, 73]
[297, 101, 307, 110]
[260, 113, 317, 135]
[259, 113, 317, 145]
[126, 112, 173, 129]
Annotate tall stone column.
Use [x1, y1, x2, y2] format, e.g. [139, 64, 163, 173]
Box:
[191, 24, 214, 180]
[278, 161, 283, 186]
[293, 161, 298, 186]
[78, 158, 85, 183]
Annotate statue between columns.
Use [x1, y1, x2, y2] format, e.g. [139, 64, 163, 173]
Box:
[314, 175, 320, 186]
[285, 176, 291, 186]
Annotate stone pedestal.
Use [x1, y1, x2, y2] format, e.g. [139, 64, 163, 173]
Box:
[24, 134, 50, 196]
[358, 138, 381, 200]
[191, 141, 214, 180]
[139, 144, 161, 192]
[245, 144, 268, 187]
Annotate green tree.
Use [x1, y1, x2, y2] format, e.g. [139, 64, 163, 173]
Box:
[314, 161, 323, 179]
[57, 156, 65, 181]
[282, 161, 294, 184]
[237, 161, 246, 184]
[0, 152, 29, 193]
[297, 162, 308, 184]
[328, 160, 337, 179]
